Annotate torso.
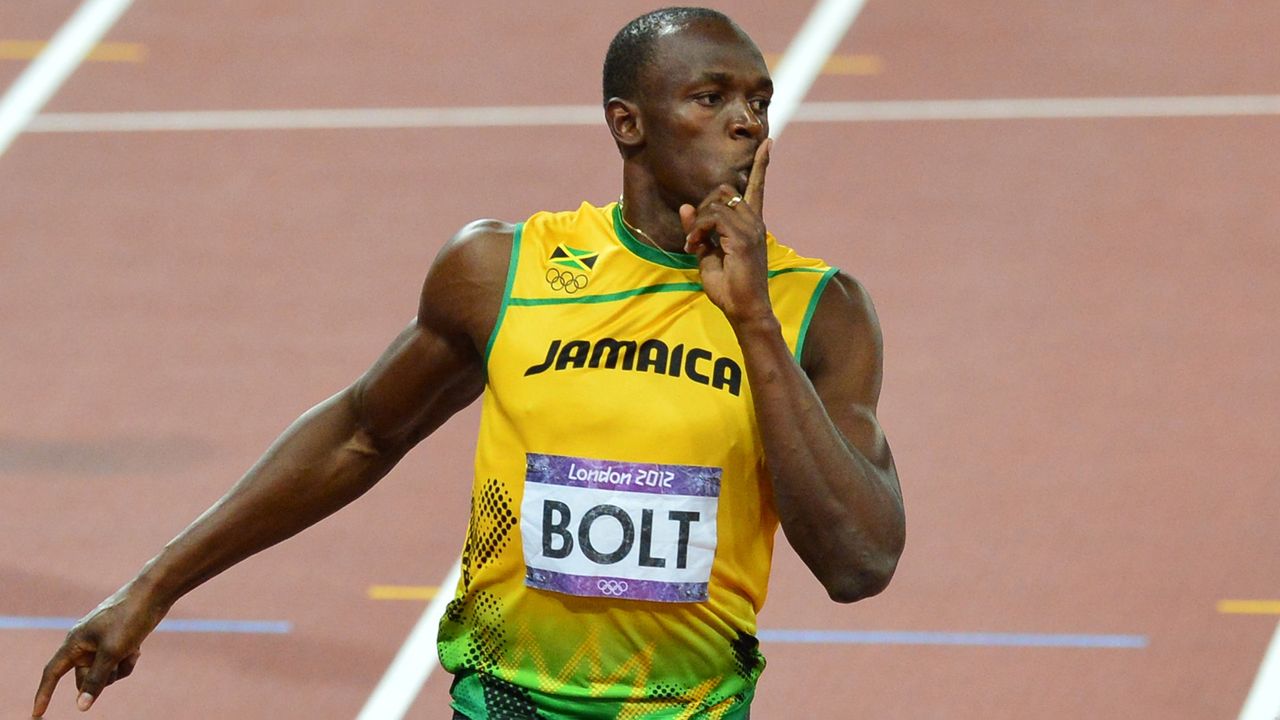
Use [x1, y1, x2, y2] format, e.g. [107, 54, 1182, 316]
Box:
[438, 202, 836, 719]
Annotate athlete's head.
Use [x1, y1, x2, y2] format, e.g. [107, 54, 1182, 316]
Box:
[602, 7, 737, 106]
[604, 7, 772, 206]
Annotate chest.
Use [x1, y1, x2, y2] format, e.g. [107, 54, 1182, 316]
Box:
[488, 291, 758, 454]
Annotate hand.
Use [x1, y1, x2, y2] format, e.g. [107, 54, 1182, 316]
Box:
[679, 139, 775, 327]
[33, 585, 167, 717]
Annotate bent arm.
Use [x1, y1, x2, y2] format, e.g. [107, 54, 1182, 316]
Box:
[34, 220, 512, 716]
[734, 272, 904, 603]
[126, 218, 514, 612]
[135, 320, 484, 609]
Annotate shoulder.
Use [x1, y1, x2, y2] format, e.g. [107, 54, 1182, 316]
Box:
[418, 204, 605, 344]
[426, 202, 603, 288]
[801, 270, 884, 388]
[418, 219, 518, 350]
[432, 218, 517, 276]
[816, 271, 876, 322]
[436, 203, 607, 268]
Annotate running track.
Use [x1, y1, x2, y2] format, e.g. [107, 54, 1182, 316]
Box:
[2, 1, 1278, 718]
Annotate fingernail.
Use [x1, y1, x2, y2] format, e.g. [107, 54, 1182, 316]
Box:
[77, 692, 94, 711]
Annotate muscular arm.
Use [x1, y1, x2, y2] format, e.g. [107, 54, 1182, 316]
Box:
[33, 220, 514, 716]
[681, 140, 903, 604]
[734, 273, 905, 603]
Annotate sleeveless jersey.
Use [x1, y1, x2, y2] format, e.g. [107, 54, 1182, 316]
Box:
[438, 201, 837, 719]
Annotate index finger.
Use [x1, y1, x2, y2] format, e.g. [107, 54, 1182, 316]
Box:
[33, 649, 75, 717]
[744, 137, 772, 212]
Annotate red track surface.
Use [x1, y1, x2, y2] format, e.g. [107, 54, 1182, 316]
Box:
[2, 2, 1278, 718]
[0, 3, 80, 90]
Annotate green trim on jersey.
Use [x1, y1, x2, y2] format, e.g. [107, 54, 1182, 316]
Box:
[794, 266, 840, 363]
[509, 281, 704, 306]
[612, 203, 700, 269]
[506, 267, 828, 308]
[483, 222, 524, 367]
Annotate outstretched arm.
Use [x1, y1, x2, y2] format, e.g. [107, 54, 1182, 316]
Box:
[33, 221, 513, 716]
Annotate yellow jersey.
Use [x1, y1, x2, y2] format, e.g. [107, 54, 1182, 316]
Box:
[438, 201, 836, 719]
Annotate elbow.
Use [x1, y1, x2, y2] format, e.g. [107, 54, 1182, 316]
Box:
[825, 547, 902, 604]
[825, 568, 894, 604]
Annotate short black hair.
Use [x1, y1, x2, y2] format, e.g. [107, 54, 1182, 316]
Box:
[602, 7, 737, 105]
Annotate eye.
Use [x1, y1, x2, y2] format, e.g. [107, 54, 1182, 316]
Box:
[750, 97, 771, 113]
[694, 92, 723, 106]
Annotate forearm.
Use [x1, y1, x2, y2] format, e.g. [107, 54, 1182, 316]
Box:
[734, 318, 904, 602]
[131, 389, 404, 608]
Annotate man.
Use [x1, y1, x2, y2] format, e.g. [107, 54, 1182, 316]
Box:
[34, 7, 904, 719]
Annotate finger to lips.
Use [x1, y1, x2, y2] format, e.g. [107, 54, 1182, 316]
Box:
[745, 138, 772, 211]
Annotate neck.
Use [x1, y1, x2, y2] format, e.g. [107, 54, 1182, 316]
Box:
[619, 174, 688, 253]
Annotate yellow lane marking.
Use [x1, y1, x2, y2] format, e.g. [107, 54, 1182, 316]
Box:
[368, 585, 439, 601]
[764, 52, 882, 76]
[1220, 600, 1280, 615]
[0, 40, 145, 63]
[823, 53, 883, 75]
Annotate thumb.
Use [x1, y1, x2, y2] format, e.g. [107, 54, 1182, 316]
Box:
[77, 652, 117, 711]
[678, 203, 697, 234]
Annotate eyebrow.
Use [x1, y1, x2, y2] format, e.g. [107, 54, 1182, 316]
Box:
[692, 71, 773, 92]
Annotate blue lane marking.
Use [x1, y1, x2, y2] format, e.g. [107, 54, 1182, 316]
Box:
[4, 615, 1140, 647]
[758, 629, 1147, 649]
[0, 616, 291, 634]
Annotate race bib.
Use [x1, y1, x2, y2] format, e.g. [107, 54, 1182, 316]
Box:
[520, 453, 721, 603]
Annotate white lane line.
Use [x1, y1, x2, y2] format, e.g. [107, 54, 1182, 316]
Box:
[28, 105, 602, 132]
[25, 95, 1280, 134]
[356, 559, 461, 720]
[793, 94, 1280, 122]
[767, 0, 869, 136]
[354, 3, 862, 718]
[0, 0, 135, 158]
[1239, 620, 1280, 720]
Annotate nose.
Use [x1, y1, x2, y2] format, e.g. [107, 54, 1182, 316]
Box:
[728, 98, 765, 141]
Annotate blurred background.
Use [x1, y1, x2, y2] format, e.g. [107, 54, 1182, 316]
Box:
[2, 1, 1278, 717]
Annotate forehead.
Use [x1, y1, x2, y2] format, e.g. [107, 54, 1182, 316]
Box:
[643, 20, 770, 91]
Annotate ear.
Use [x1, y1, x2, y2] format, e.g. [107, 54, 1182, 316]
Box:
[605, 97, 644, 150]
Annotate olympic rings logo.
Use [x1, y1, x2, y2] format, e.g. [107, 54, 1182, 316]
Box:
[597, 579, 629, 596]
[546, 267, 589, 294]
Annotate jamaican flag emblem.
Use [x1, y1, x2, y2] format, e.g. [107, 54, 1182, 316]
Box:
[548, 244, 599, 273]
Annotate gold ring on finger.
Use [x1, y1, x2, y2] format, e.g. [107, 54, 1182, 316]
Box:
[726, 195, 743, 208]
